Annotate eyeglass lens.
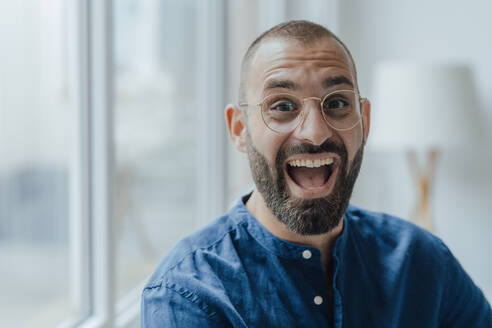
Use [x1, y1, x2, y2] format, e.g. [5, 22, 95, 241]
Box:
[261, 90, 361, 133]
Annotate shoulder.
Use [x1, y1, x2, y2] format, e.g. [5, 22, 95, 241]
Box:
[343, 205, 492, 326]
[141, 207, 250, 325]
[144, 212, 246, 290]
[345, 204, 449, 265]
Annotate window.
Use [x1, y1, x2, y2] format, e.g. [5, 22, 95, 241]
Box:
[1, 1, 226, 326]
[0, 1, 71, 327]
[113, 0, 201, 299]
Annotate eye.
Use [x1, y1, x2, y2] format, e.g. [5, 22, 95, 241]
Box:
[269, 99, 298, 112]
[322, 94, 354, 119]
[324, 98, 349, 110]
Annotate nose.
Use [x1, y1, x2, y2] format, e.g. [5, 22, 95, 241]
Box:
[293, 99, 333, 146]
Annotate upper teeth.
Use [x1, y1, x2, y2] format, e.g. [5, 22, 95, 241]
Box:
[288, 158, 334, 168]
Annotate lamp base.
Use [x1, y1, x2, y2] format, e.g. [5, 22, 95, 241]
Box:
[406, 150, 439, 232]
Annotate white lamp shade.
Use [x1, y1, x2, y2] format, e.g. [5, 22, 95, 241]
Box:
[369, 62, 481, 151]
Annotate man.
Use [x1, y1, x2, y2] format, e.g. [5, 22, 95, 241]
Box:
[141, 20, 491, 327]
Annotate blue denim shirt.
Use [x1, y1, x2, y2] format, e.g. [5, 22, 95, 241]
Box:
[141, 195, 491, 327]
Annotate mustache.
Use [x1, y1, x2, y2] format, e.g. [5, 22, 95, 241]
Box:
[276, 140, 347, 165]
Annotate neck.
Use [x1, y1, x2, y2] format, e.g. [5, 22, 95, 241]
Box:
[245, 189, 344, 270]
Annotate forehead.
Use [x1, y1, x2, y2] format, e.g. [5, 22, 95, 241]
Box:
[247, 37, 355, 96]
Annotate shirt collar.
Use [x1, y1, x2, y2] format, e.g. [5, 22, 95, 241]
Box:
[229, 193, 350, 266]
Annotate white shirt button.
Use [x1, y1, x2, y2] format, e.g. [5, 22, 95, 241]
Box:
[314, 296, 323, 305]
[302, 250, 312, 259]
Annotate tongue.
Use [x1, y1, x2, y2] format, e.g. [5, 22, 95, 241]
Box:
[289, 166, 329, 189]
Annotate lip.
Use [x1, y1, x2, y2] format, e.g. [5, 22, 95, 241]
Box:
[283, 153, 340, 199]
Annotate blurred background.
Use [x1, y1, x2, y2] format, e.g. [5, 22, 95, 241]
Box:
[0, 0, 490, 327]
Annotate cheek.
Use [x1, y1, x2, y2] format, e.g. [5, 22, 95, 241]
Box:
[249, 126, 285, 167]
[341, 129, 364, 162]
[255, 135, 282, 165]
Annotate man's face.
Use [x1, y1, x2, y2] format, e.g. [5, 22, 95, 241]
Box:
[242, 37, 369, 235]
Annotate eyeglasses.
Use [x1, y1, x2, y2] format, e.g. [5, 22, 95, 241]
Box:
[239, 89, 364, 133]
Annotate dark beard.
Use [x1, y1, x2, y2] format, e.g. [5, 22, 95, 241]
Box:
[246, 134, 364, 235]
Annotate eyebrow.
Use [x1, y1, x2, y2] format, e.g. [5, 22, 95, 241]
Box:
[322, 75, 354, 89]
[264, 79, 298, 91]
[264, 75, 354, 92]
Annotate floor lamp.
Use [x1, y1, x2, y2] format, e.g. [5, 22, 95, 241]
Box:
[370, 62, 481, 232]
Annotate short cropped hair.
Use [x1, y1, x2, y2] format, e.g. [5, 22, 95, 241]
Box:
[238, 20, 358, 104]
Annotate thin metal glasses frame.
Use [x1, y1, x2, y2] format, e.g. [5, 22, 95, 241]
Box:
[239, 89, 365, 133]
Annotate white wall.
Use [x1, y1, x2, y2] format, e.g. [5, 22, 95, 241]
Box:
[338, 0, 492, 300]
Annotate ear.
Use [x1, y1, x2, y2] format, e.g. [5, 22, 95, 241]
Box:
[361, 98, 371, 144]
[225, 104, 248, 153]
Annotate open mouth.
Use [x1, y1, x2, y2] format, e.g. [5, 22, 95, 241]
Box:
[285, 157, 336, 191]
[283, 155, 339, 199]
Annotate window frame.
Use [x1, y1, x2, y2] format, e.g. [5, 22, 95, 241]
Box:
[196, 0, 227, 227]
[64, 0, 116, 326]
[63, 0, 228, 327]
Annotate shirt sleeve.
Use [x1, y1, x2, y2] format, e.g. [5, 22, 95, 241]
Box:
[141, 284, 228, 328]
[439, 244, 492, 327]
